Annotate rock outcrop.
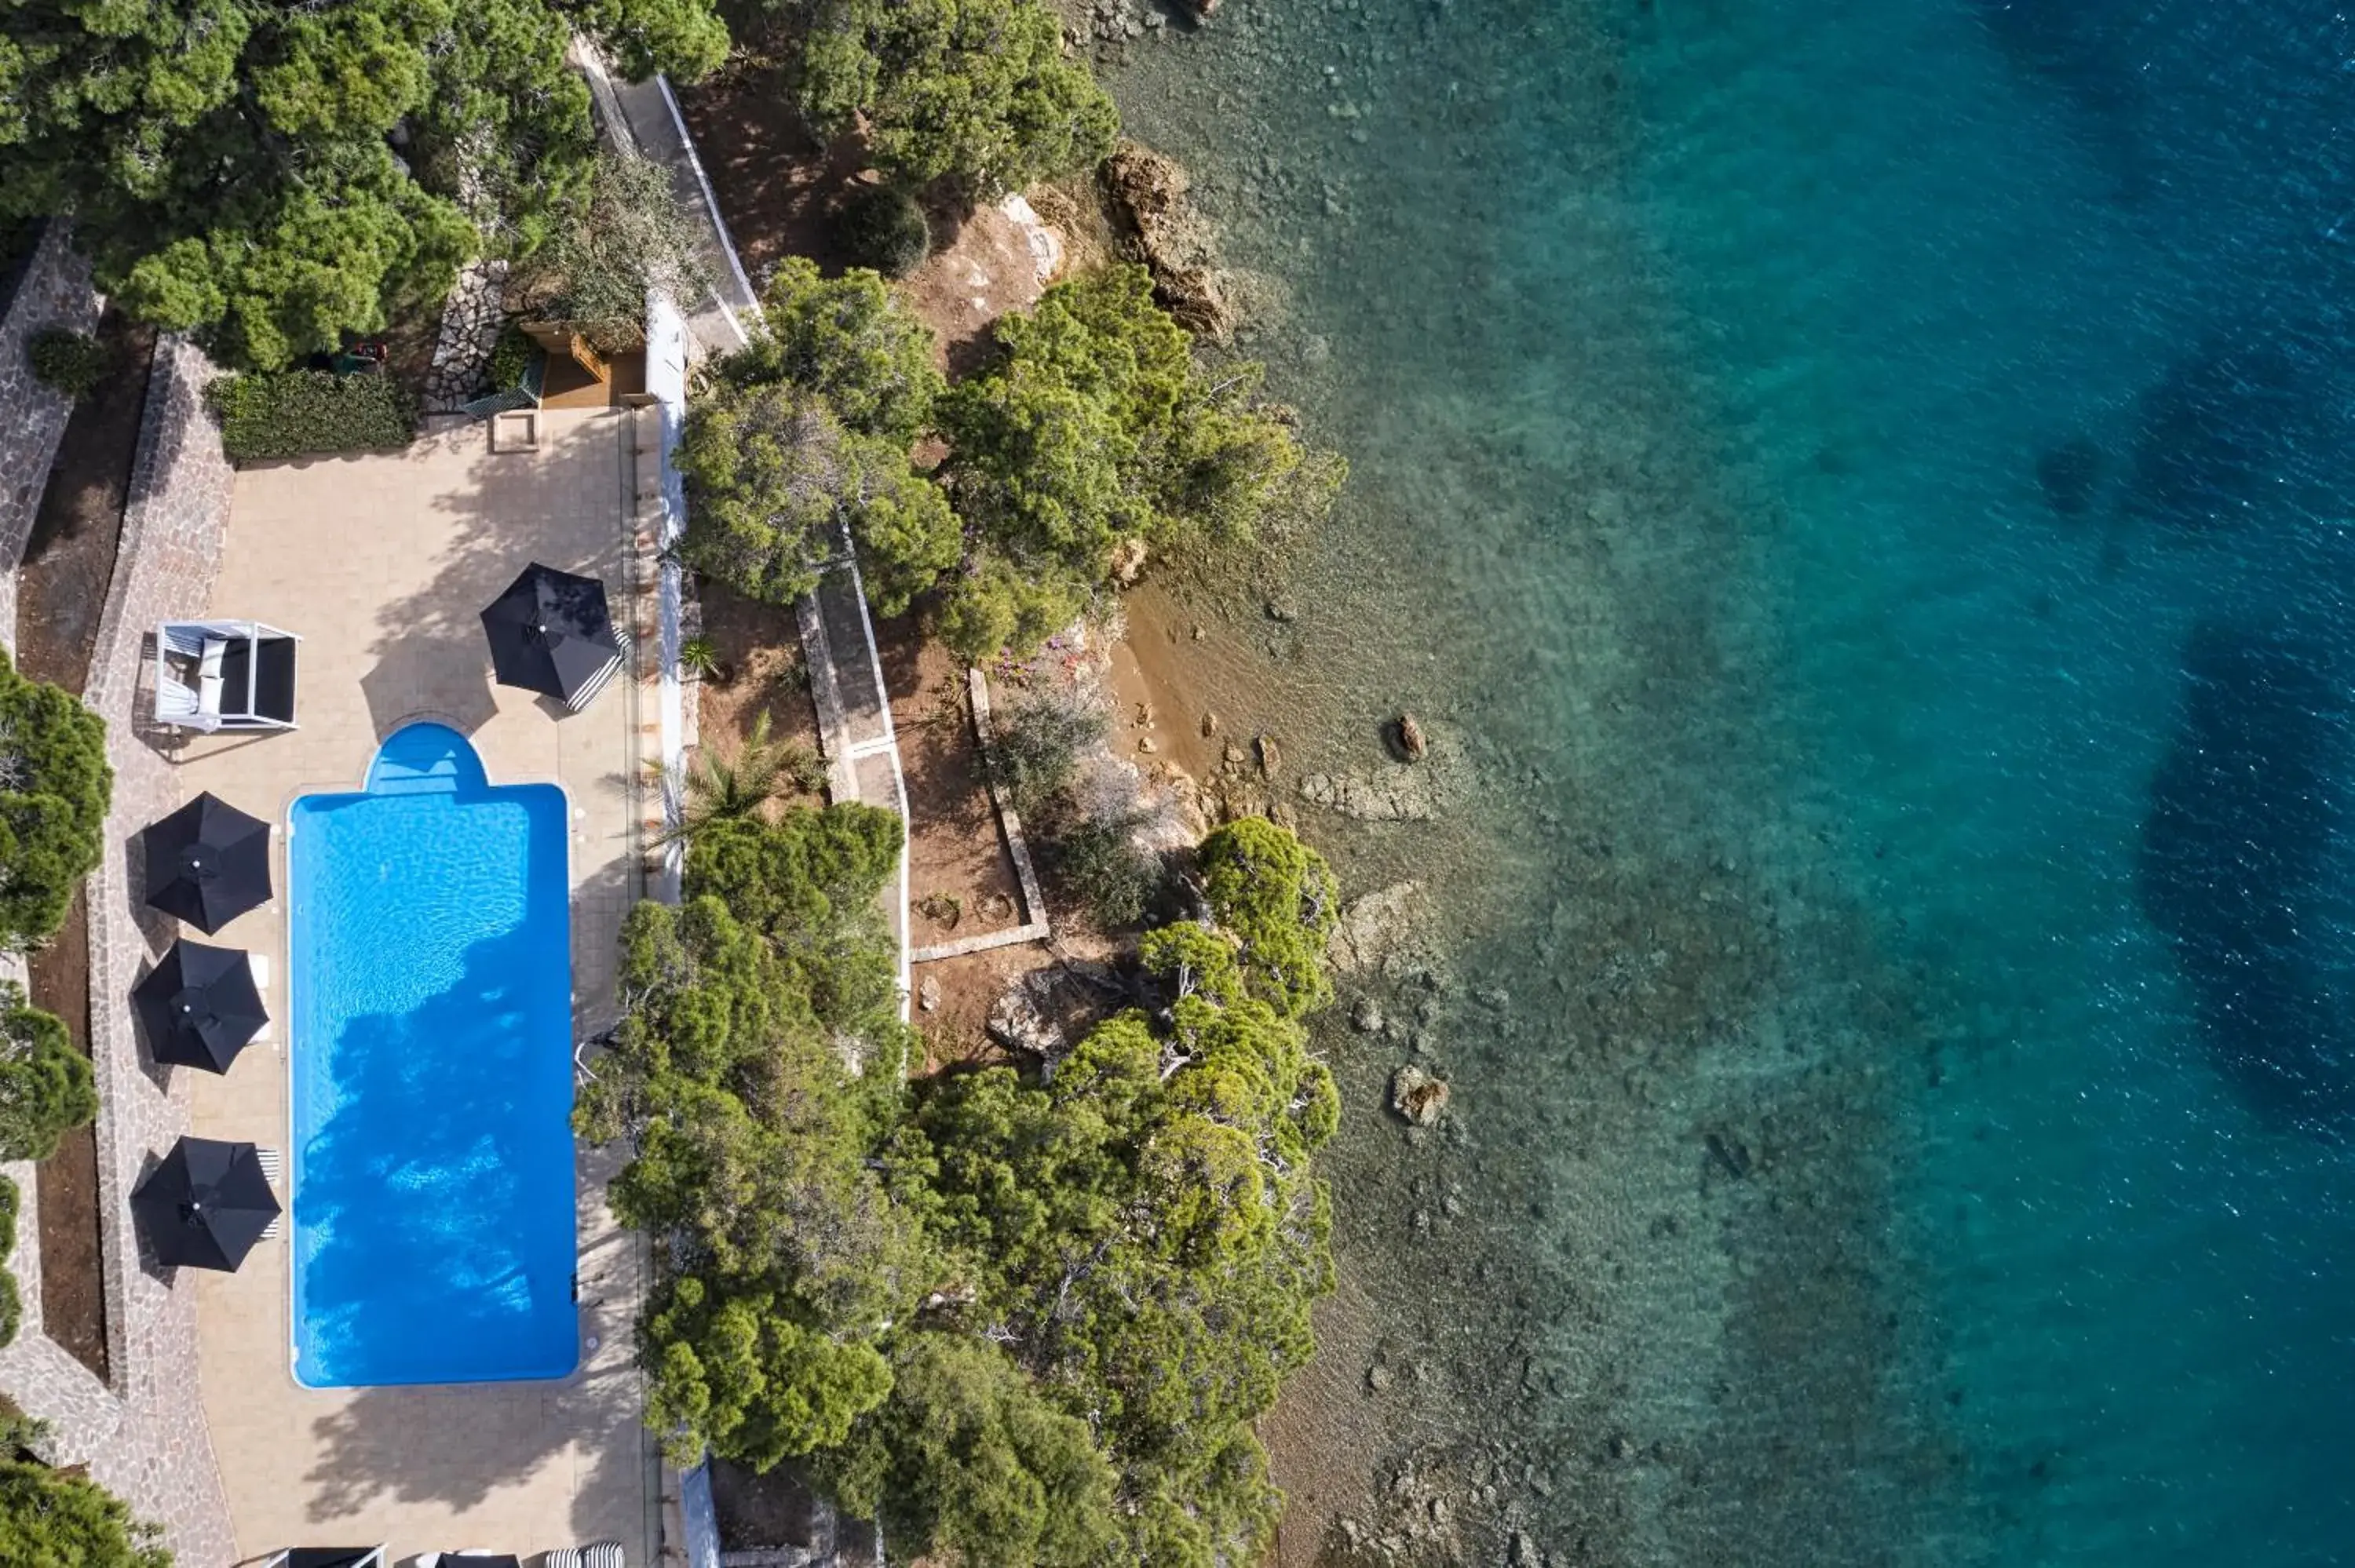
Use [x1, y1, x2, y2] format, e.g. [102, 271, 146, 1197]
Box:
[1101, 141, 1239, 340]
[987, 979, 1065, 1057]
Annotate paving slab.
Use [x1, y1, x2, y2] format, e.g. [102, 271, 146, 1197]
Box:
[170, 410, 654, 1565]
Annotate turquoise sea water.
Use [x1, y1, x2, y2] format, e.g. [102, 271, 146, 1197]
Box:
[1108, 1, 2355, 1562]
[289, 724, 578, 1387]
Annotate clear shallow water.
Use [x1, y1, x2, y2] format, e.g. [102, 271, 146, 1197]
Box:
[1107, 0, 2355, 1562]
[288, 723, 578, 1387]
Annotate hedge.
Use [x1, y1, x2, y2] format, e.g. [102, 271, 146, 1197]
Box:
[0, 1176, 19, 1350]
[205, 370, 417, 463]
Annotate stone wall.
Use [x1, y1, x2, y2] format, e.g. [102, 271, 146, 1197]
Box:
[0, 221, 103, 645]
[0, 334, 236, 1568]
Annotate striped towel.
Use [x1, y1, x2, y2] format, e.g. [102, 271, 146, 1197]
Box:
[256, 1147, 283, 1239]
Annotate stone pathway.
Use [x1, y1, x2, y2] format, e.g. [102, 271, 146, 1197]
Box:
[799, 561, 911, 1015]
[422, 258, 509, 414]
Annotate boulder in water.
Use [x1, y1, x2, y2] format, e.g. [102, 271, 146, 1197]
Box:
[1395, 713, 1429, 761]
[1391, 1064, 1451, 1126]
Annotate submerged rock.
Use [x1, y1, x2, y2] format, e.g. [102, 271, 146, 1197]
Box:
[1395, 712, 1429, 760]
[1299, 721, 1468, 821]
[1329, 881, 1429, 974]
[1299, 767, 1437, 821]
[1391, 1064, 1451, 1126]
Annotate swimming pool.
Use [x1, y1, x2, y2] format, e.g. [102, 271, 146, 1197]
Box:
[287, 722, 578, 1387]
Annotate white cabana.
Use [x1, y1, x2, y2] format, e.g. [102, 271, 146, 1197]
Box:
[154, 620, 301, 732]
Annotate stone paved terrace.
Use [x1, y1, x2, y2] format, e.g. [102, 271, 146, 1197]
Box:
[168, 410, 657, 1564]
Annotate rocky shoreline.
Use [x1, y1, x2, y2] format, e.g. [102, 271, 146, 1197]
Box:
[1088, 16, 1957, 1566]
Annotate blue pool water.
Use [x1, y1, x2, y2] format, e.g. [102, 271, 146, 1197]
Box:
[288, 723, 579, 1388]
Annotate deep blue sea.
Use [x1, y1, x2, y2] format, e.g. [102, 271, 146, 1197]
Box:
[1111, 1, 2355, 1562]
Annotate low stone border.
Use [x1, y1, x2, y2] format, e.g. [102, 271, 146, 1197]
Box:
[911, 668, 1050, 965]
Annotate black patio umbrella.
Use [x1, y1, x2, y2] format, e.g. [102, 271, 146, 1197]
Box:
[130, 1136, 279, 1272]
[132, 939, 268, 1073]
[480, 562, 623, 710]
[279, 1551, 385, 1568]
[142, 792, 272, 934]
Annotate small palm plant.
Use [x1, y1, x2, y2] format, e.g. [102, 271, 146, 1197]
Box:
[652, 710, 828, 847]
[680, 634, 726, 684]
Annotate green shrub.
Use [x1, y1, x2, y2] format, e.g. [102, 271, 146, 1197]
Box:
[26, 327, 106, 401]
[724, 257, 944, 448]
[0, 1391, 43, 1458]
[835, 185, 930, 279]
[0, 986, 94, 1164]
[486, 322, 535, 392]
[988, 684, 1103, 819]
[939, 266, 1346, 659]
[1197, 816, 1338, 1019]
[1043, 800, 1163, 928]
[0, 1441, 172, 1567]
[0, 649, 111, 951]
[0, 1176, 17, 1351]
[798, 0, 1119, 198]
[205, 370, 416, 463]
[677, 383, 958, 615]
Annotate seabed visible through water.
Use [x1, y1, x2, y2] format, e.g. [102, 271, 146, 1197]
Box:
[1099, 2, 2355, 1564]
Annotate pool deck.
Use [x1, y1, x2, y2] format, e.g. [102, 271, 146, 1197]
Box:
[169, 410, 659, 1563]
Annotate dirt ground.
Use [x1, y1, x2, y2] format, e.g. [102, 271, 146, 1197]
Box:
[16, 308, 151, 1385]
[874, 614, 1026, 949]
[671, 64, 1053, 371]
[911, 944, 1050, 1072]
[673, 63, 871, 289]
[692, 579, 827, 810]
[896, 206, 1053, 376]
[19, 312, 151, 691]
[26, 892, 103, 1382]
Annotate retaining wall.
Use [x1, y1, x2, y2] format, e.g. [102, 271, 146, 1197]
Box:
[0, 333, 237, 1568]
